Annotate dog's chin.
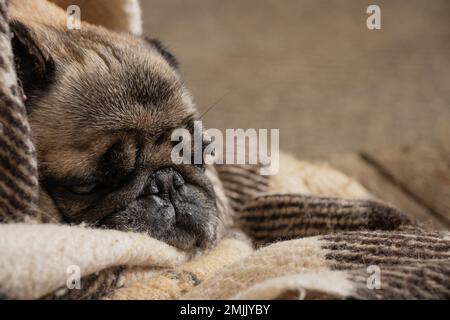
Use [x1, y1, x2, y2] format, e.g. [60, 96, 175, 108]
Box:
[98, 204, 219, 251]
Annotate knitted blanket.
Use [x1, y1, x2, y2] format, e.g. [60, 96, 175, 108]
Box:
[1, 0, 449, 300]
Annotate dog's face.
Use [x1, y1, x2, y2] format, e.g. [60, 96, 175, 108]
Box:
[11, 20, 222, 250]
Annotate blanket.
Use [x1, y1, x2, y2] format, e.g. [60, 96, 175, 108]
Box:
[0, 0, 449, 300]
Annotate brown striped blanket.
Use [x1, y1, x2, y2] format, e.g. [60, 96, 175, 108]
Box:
[1, 0, 449, 300]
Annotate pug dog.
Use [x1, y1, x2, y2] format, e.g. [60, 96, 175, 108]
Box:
[9, 0, 230, 250]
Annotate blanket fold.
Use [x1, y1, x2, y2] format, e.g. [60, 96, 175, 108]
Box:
[0, 223, 187, 299]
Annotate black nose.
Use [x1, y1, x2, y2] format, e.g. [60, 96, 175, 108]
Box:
[144, 168, 185, 196]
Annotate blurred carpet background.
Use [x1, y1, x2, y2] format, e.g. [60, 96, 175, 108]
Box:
[141, 0, 450, 158]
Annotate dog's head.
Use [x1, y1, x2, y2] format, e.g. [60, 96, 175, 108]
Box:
[10, 12, 225, 250]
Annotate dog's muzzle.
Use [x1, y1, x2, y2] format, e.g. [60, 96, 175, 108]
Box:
[100, 167, 219, 250]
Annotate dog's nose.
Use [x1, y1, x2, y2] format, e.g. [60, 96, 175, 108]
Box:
[145, 168, 185, 196]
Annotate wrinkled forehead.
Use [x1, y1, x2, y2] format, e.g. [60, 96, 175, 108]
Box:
[49, 43, 197, 137]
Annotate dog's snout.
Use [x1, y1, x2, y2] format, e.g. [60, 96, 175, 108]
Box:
[101, 166, 218, 250]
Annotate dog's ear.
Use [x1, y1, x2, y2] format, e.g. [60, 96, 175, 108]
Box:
[10, 20, 55, 111]
[145, 38, 180, 72]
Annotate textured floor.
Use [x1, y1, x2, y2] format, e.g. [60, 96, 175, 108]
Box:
[141, 0, 450, 158]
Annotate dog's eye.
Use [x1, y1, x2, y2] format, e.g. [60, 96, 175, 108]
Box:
[68, 183, 98, 195]
[154, 132, 167, 146]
